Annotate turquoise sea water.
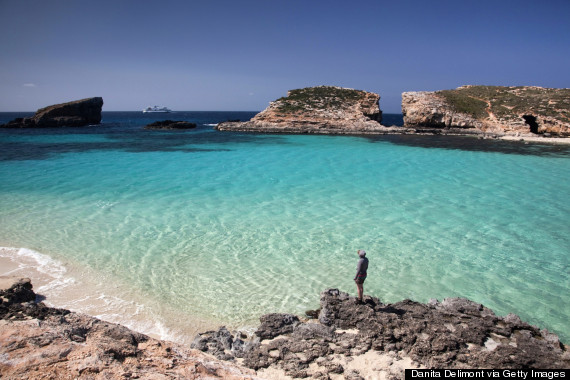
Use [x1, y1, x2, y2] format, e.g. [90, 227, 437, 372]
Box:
[1, 112, 569, 343]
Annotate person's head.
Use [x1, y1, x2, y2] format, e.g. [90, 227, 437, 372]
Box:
[358, 249, 366, 258]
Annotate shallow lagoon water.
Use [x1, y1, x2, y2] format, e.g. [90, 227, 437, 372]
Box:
[1, 112, 568, 343]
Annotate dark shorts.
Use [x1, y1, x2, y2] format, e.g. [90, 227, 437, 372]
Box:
[355, 274, 367, 284]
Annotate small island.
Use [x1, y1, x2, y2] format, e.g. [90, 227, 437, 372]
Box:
[216, 85, 570, 142]
[216, 86, 398, 134]
[0, 97, 103, 128]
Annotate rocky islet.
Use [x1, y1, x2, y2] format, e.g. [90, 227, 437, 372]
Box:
[0, 97, 104, 128]
[2, 86, 568, 140]
[216, 86, 396, 134]
[217, 85, 570, 140]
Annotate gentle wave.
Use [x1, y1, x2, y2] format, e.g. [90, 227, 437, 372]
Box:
[0, 247, 211, 344]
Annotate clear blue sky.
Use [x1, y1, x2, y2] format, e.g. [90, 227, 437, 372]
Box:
[1, 0, 569, 113]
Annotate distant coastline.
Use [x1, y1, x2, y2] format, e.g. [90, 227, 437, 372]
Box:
[215, 86, 570, 144]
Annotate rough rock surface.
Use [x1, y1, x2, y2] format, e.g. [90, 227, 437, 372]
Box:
[402, 86, 570, 137]
[0, 277, 257, 379]
[194, 289, 569, 378]
[0, 97, 104, 128]
[4, 278, 568, 380]
[144, 120, 197, 130]
[216, 86, 394, 134]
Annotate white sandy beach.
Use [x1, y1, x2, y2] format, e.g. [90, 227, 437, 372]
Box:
[0, 247, 220, 345]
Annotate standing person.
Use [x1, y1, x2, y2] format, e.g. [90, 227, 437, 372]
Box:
[354, 249, 368, 303]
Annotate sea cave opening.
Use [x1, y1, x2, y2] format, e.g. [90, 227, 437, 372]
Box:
[523, 115, 539, 134]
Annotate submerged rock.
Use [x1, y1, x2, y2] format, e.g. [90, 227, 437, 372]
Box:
[0, 97, 103, 128]
[402, 86, 570, 137]
[144, 120, 197, 130]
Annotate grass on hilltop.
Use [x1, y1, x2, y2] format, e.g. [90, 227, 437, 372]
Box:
[275, 86, 368, 114]
[438, 86, 570, 121]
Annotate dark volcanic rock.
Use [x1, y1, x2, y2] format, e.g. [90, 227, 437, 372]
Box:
[256, 313, 300, 339]
[0, 97, 103, 128]
[144, 120, 197, 130]
[192, 288, 569, 378]
[316, 289, 569, 368]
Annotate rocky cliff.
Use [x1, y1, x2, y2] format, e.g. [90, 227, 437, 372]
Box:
[402, 86, 570, 137]
[216, 86, 396, 134]
[0, 97, 104, 128]
[0, 277, 256, 379]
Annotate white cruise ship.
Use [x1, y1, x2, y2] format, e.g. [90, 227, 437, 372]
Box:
[142, 106, 172, 113]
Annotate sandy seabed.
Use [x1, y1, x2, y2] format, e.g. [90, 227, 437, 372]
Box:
[1, 248, 427, 379]
[0, 247, 219, 345]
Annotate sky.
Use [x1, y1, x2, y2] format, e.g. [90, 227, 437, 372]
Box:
[1, 0, 569, 113]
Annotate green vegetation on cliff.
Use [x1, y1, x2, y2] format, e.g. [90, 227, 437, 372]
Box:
[275, 86, 370, 114]
[438, 86, 570, 122]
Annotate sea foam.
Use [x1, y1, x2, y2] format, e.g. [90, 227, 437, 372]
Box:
[0, 246, 218, 345]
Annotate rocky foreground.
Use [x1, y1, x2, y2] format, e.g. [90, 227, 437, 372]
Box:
[193, 289, 569, 378]
[0, 97, 104, 128]
[0, 277, 257, 379]
[1, 278, 568, 380]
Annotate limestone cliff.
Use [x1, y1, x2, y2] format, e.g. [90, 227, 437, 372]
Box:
[0, 97, 104, 128]
[402, 86, 570, 137]
[216, 86, 393, 134]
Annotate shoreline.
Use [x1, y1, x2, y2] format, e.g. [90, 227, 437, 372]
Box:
[0, 247, 223, 345]
[2, 279, 568, 379]
[215, 121, 570, 145]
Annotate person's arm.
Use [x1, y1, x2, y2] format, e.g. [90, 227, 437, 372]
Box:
[354, 259, 362, 280]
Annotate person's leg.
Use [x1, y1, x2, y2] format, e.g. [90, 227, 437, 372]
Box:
[356, 282, 363, 301]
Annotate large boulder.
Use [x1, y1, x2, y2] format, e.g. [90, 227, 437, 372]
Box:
[216, 86, 396, 134]
[402, 86, 570, 137]
[1, 97, 103, 128]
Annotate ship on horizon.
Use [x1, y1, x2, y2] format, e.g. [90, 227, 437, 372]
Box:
[142, 105, 172, 113]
